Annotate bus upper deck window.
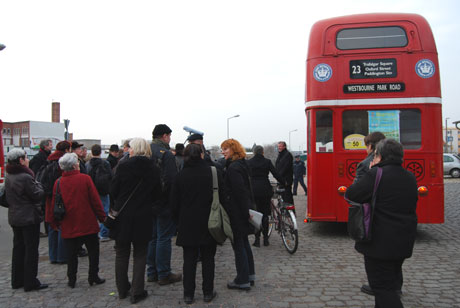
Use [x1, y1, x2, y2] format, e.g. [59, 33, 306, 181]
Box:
[316, 110, 333, 152]
[337, 26, 408, 50]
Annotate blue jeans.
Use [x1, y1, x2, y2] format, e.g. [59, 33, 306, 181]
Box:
[48, 226, 67, 263]
[98, 194, 110, 238]
[231, 236, 255, 284]
[146, 211, 176, 279]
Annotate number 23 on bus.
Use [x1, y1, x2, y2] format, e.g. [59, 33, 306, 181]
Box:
[305, 13, 443, 224]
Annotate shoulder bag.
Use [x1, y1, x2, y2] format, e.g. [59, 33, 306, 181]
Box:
[104, 179, 143, 229]
[347, 167, 383, 242]
[208, 166, 233, 244]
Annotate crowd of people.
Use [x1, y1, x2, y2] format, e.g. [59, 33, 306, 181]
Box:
[2, 127, 418, 308]
[2, 124, 300, 305]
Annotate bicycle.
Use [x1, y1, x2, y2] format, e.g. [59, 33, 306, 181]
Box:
[267, 185, 298, 254]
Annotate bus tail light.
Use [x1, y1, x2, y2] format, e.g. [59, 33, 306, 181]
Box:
[430, 161, 436, 177]
[338, 186, 347, 195]
[418, 186, 428, 196]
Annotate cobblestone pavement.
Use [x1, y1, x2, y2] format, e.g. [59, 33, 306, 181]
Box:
[0, 179, 459, 308]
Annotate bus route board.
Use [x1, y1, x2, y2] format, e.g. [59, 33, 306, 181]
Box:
[350, 58, 397, 79]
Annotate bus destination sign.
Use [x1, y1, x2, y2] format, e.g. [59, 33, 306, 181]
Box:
[350, 58, 397, 79]
[343, 82, 405, 94]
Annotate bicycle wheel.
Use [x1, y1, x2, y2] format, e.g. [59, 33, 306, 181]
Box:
[267, 201, 276, 238]
[280, 209, 298, 254]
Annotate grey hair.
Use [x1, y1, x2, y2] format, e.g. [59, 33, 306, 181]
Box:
[7, 148, 27, 163]
[129, 138, 152, 158]
[59, 153, 79, 171]
[39, 139, 52, 149]
[253, 145, 264, 155]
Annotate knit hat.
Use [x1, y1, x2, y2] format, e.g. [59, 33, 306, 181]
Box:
[152, 124, 172, 137]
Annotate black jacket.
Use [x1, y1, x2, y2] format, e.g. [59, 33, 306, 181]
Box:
[223, 159, 252, 238]
[29, 149, 50, 175]
[171, 160, 224, 247]
[150, 139, 178, 214]
[354, 152, 374, 183]
[106, 154, 118, 169]
[275, 149, 293, 185]
[248, 154, 283, 199]
[110, 156, 162, 243]
[345, 160, 418, 260]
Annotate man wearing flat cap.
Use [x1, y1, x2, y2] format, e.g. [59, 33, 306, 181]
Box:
[71, 141, 87, 174]
[147, 124, 182, 285]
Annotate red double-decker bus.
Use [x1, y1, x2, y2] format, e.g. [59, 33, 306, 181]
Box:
[305, 13, 444, 223]
[0, 120, 5, 183]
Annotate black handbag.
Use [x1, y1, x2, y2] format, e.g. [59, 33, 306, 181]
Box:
[0, 183, 9, 208]
[103, 179, 142, 229]
[53, 178, 66, 221]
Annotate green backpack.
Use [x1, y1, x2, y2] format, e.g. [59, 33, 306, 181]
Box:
[208, 166, 233, 244]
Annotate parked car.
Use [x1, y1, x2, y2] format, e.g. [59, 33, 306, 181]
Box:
[443, 153, 460, 178]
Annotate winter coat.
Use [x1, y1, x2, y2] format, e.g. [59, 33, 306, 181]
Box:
[223, 159, 253, 238]
[150, 139, 178, 214]
[44, 150, 66, 223]
[293, 160, 306, 178]
[5, 164, 44, 227]
[29, 149, 50, 175]
[110, 156, 162, 243]
[247, 154, 283, 214]
[345, 160, 418, 260]
[49, 170, 106, 238]
[354, 152, 374, 183]
[275, 149, 294, 185]
[171, 159, 224, 247]
[106, 154, 118, 169]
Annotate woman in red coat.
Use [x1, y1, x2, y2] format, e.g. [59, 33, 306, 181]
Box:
[50, 153, 106, 288]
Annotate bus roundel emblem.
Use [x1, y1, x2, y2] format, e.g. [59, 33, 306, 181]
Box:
[415, 59, 435, 78]
[313, 63, 332, 82]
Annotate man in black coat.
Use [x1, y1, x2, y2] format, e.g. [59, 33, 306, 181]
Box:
[147, 124, 182, 286]
[30, 139, 53, 175]
[29, 139, 52, 237]
[275, 141, 294, 204]
[346, 139, 418, 308]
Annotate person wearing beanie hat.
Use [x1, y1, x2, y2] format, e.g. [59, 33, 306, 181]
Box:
[147, 125, 182, 285]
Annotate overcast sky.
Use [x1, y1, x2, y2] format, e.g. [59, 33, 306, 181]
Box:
[1, 0, 459, 150]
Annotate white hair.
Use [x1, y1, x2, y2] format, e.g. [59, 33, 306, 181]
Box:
[59, 153, 79, 171]
[7, 148, 27, 163]
[129, 138, 152, 158]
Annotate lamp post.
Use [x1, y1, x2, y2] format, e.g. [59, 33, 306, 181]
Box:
[0, 44, 5, 51]
[289, 129, 298, 151]
[64, 119, 70, 141]
[445, 117, 450, 153]
[227, 114, 240, 139]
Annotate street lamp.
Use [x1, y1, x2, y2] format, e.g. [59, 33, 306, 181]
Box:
[64, 119, 70, 141]
[289, 129, 298, 151]
[445, 117, 450, 153]
[0, 44, 5, 51]
[227, 114, 240, 139]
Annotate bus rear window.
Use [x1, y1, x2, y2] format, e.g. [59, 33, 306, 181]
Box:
[337, 26, 408, 50]
[342, 109, 421, 150]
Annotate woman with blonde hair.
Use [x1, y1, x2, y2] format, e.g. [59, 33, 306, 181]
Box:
[111, 138, 162, 304]
[220, 139, 255, 290]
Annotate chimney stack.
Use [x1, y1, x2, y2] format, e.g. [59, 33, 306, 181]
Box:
[52, 102, 60, 123]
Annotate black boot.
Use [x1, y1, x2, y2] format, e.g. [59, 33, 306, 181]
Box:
[263, 237, 269, 246]
[253, 237, 260, 247]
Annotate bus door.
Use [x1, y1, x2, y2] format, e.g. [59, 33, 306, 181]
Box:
[308, 109, 336, 221]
